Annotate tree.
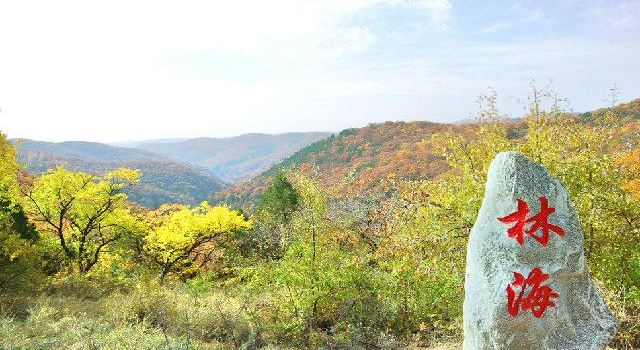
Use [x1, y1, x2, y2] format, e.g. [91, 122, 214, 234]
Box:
[0, 132, 42, 293]
[252, 172, 302, 258]
[23, 167, 140, 273]
[144, 202, 252, 280]
[258, 171, 300, 225]
[247, 173, 386, 346]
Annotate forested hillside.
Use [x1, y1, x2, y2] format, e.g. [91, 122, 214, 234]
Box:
[214, 98, 640, 211]
[1, 94, 640, 349]
[134, 132, 332, 182]
[12, 139, 165, 162]
[212, 121, 473, 209]
[13, 139, 226, 208]
[583, 97, 640, 122]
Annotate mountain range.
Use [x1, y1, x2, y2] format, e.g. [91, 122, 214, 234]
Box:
[11, 139, 226, 208]
[13, 97, 640, 210]
[133, 132, 331, 182]
[12, 132, 330, 208]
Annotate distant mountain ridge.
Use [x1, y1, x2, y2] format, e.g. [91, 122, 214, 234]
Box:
[11, 131, 333, 208]
[12, 139, 226, 208]
[110, 138, 191, 148]
[12, 139, 166, 162]
[132, 132, 332, 182]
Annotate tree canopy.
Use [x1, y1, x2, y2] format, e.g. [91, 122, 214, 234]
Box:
[145, 202, 252, 280]
[23, 167, 141, 273]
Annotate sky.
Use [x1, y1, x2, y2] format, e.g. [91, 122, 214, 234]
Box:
[0, 0, 639, 142]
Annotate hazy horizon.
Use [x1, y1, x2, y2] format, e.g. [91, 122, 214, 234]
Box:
[6, 95, 636, 144]
[1, 0, 639, 142]
[10, 131, 336, 145]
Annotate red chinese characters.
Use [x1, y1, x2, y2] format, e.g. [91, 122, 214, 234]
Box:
[498, 196, 565, 246]
[506, 267, 559, 318]
[499, 196, 564, 318]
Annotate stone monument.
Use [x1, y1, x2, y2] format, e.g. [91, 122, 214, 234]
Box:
[463, 151, 617, 349]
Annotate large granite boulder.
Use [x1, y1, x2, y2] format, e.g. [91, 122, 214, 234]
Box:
[463, 151, 616, 349]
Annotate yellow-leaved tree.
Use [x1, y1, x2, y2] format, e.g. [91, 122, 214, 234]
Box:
[0, 132, 42, 293]
[144, 202, 252, 280]
[23, 167, 141, 273]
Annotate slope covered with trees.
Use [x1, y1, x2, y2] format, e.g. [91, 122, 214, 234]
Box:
[215, 98, 640, 212]
[12, 139, 165, 162]
[134, 132, 332, 182]
[582, 97, 640, 122]
[212, 122, 472, 209]
[13, 139, 226, 208]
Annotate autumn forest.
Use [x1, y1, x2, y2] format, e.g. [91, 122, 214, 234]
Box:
[1, 87, 639, 349]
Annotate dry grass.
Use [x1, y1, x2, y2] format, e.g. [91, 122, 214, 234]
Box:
[428, 344, 461, 350]
[419, 343, 622, 349]
[406, 342, 461, 350]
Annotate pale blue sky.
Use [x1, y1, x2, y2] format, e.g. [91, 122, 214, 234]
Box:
[0, 0, 639, 142]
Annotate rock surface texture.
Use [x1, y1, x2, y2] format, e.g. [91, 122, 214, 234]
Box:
[463, 151, 616, 350]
